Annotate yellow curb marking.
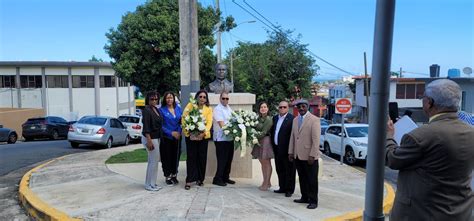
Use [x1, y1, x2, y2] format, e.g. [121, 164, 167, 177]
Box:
[325, 182, 395, 221]
[19, 156, 82, 221]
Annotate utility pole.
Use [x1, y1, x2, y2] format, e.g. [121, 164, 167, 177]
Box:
[399, 67, 402, 78]
[216, 0, 222, 63]
[364, 52, 370, 122]
[230, 50, 234, 93]
[179, 0, 200, 108]
[363, 0, 396, 220]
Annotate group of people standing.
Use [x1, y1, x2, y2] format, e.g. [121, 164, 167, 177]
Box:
[141, 89, 322, 210]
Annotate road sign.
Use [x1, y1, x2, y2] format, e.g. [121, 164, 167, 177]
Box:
[335, 98, 352, 114]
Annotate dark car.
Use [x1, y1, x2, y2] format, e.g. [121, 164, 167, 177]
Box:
[22, 116, 70, 141]
[0, 124, 18, 144]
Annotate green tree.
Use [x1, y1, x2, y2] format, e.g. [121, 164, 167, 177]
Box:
[228, 30, 318, 110]
[89, 55, 104, 62]
[105, 0, 234, 94]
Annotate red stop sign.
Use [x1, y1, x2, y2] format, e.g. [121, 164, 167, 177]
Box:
[335, 98, 352, 114]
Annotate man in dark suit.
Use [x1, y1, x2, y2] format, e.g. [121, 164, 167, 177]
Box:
[270, 100, 295, 197]
[386, 79, 474, 221]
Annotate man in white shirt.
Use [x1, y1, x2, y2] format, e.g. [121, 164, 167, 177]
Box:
[212, 92, 235, 186]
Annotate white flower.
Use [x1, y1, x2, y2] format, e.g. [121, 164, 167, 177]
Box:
[237, 118, 244, 124]
[199, 109, 203, 113]
[189, 125, 195, 131]
[235, 137, 241, 142]
[245, 122, 250, 127]
[233, 129, 237, 134]
[197, 122, 206, 131]
[250, 122, 255, 127]
[192, 116, 198, 123]
[224, 130, 230, 135]
[251, 128, 256, 133]
[185, 125, 190, 131]
[252, 138, 258, 144]
[185, 116, 190, 121]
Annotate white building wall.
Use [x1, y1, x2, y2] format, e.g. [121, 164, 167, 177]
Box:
[99, 68, 115, 76]
[20, 89, 43, 108]
[45, 67, 68, 76]
[71, 67, 94, 76]
[46, 88, 71, 120]
[0, 88, 17, 107]
[19, 67, 42, 75]
[118, 86, 133, 116]
[0, 68, 16, 75]
[355, 80, 367, 107]
[100, 88, 117, 117]
[72, 88, 95, 119]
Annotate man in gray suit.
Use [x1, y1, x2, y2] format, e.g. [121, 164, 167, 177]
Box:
[386, 79, 474, 221]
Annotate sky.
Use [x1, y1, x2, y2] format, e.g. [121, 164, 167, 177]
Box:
[0, 0, 472, 81]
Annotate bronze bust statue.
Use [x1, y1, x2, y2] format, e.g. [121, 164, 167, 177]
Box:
[208, 63, 233, 94]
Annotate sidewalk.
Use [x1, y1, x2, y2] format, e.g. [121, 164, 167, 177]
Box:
[20, 144, 393, 220]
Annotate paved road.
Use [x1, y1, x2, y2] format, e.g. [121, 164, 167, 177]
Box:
[0, 140, 97, 176]
[0, 140, 99, 220]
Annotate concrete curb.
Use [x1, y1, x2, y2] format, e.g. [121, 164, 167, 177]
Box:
[18, 156, 81, 221]
[324, 182, 395, 221]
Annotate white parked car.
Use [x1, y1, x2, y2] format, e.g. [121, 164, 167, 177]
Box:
[118, 115, 142, 141]
[322, 124, 369, 165]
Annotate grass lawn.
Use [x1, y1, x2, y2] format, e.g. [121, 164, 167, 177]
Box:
[106, 148, 187, 164]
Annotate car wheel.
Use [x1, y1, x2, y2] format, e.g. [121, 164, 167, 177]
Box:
[323, 142, 332, 156]
[51, 130, 59, 140]
[124, 135, 130, 146]
[7, 133, 17, 144]
[70, 142, 79, 148]
[344, 146, 357, 165]
[105, 137, 113, 149]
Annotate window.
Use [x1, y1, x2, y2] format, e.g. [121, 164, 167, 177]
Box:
[461, 91, 466, 111]
[363, 81, 371, 96]
[118, 78, 128, 87]
[0, 76, 16, 88]
[47, 76, 68, 88]
[72, 76, 94, 88]
[396, 84, 405, 99]
[100, 76, 116, 88]
[396, 83, 425, 99]
[20, 76, 42, 88]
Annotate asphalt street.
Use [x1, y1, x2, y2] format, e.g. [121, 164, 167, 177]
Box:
[0, 139, 99, 220]
[0, 140, 97, 176]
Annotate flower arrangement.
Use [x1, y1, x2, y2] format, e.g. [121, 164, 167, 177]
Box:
[222, 109, 260, 156]
[183, 95, 206, 140]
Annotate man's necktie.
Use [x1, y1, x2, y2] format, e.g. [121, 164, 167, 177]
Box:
[298, 115, 303, 129]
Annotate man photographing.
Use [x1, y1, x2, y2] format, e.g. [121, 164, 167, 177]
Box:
[386, 79, 474, 221]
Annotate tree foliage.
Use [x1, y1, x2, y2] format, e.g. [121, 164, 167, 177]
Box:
[105, 0, 233, 94]
[89, 55, 104, 62]
[227, 30, 318, 110]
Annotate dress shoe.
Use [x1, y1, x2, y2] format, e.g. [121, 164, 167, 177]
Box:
[293, 198, 309, 204]
[225, 179, 236, 184]
[212, 181, 227, 186]
[273, 189, 286, 194]
[307, 203, 318, 209]
[285, 192, 293, 197]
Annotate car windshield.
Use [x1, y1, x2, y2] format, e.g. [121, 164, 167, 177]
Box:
[321, 126, 328, 135]
[346, 127, 369, 138]
[78, 117, 107, 126]
[118, 116, 140, 123]
[25, 118, 46, 124]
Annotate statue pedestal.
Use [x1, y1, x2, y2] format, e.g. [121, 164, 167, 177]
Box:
[205, 93, 256, 178]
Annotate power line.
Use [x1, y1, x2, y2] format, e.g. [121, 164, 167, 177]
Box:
[235, 0, 356, 76]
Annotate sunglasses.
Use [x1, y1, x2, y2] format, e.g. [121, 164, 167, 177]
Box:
[150, 98, 159, 101]
[199, 96, 207, 99]
[221, 97, 229, 100]
[278, 106, 288, 109]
